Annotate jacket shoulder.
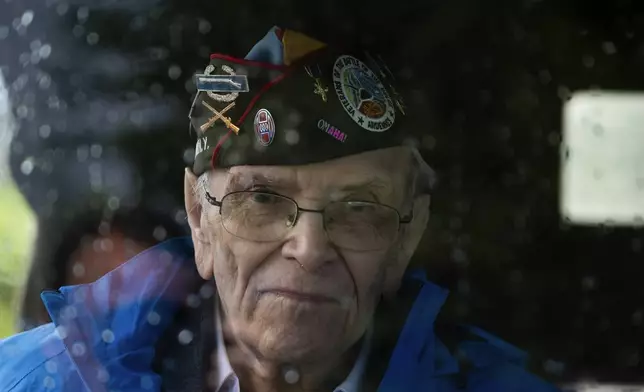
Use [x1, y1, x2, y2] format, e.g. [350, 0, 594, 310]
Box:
[0, 323, 84, 391]
[448, 325, 562, 391]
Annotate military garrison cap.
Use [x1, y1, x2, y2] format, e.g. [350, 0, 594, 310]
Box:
[189, 26, 414, 175]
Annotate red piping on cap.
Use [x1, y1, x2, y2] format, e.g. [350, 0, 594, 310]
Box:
[209, 53, 287, 71]
[208, 47, 327, 170]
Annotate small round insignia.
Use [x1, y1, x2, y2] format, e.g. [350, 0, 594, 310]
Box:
[333, 55, 396, 132]
[254, 109, 275, 146]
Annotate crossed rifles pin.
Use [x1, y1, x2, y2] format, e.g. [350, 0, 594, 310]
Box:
[199, 101, 240, 134]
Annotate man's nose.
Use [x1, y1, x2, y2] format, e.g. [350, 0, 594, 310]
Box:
[280, 211, 339, 272]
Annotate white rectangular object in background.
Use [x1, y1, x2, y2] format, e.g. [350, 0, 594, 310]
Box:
[560, 91, 644, 226]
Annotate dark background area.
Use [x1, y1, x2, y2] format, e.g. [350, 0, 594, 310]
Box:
[2, 0, 644, 385]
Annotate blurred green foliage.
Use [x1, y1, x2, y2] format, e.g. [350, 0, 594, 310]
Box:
[0, 181, 36, 338]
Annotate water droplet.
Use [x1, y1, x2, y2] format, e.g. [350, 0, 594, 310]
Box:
[36, 125, 51, 140]
[141, 376, 154, 389]
[153, 226, 167, 241]
[45, 360, 58, 374]
[39, 73, 51, 88]
[107, 196, 119, 210]
[43, 376, 55, 389]
[14, 104, 28, 118]
[72, 262, 85, 277]
[602, 41, 617, 55]
[543, 359, 565, 375]
[592, 124, 604, 136]
[285, 129, 300, 145]
[77, 6, 89, 22]
[21, 10, 34, 27]
[90, 144, 102, 158]
[178, 329, 193, 345]
[97, 368, 109, 383]
[55, 326, 68, 340]
[582, 55, 595, 68]
[29, 39, 41, 51]
[195, 285, 213, 302]
[582, 276, 596, 290]
[72, 25, 85, 38]
[593, 168, 603, 180]
[186, 294, 200, 308]
[77, 146, 89, 162]
[168, 65, 181, 80]
[20, 158, 34, 175]
[86, 32, 99, 45]
[198, 19, 211, 34]
[56, 3, 68, 16]
[0, 26, 9, 40]
[147, 311, 161, 325]
[71, 342, 86, 357]
[101, 329, 115, 344]
[283, 366, 300, 384]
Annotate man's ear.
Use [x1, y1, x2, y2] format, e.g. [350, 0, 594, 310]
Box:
[383, 195, 431, 299]
[184, 168, 213, 278]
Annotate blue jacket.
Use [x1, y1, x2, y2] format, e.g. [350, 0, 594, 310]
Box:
[0, 237, 560, 391]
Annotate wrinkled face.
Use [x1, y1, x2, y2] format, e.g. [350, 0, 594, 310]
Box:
[185, 147, 430, 363]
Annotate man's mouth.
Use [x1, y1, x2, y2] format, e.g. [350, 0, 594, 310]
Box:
[260, 289, 338, 304]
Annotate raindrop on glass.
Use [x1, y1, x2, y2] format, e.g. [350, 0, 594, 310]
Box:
[177, 329, 194, 345]
[72, 262, 85, 278]
[56, 3, 69, 16]
[147, 311, 161, 325]
[86, 32, 99, 45]
[77, 146, 89, 162]
[45, 360, 58, 374]
[101, 329, 115, 344]
[16, 105, 28, 118]
[581, 276, 596, 290]
[72, 25, 85, 38]
[141, 376, 154, 389]
[90, 144, 102, 158]
[21, 10, 34, 27]
[168, 65, 182, 80]
[97, 368, 109, 383]
[602, 41, 617, 55]
[20, 158, 34, 175]
[0, 26, 9, 40]
[285, 129, 300, 145]
[71, 342, 86, 357]
[43, 376, 56, 389]
[582, 55, 595, 68]
[153, 226, 167, 241]
[198, 19, 211, 34]
[77, 7, 89, 22]
[592, 124, 604, 136]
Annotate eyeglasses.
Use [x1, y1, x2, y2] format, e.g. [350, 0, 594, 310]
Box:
[204, 190, 413, 251]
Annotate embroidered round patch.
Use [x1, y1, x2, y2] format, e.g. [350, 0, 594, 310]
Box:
[332, 55, 395, 132]
[254, 109, 275, 146]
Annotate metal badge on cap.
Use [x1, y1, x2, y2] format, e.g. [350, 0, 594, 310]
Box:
[333, 55, 396, 132]
[254, 109, 275, 146]
[201, 101, 239, 134]
[304, 64, 329, 103]
[196, 64, 249, 102]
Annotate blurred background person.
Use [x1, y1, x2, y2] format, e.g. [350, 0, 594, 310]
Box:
[18, 205, 187, 330]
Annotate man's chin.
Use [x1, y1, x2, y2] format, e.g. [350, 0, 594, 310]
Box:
[254, 325, 344, 363]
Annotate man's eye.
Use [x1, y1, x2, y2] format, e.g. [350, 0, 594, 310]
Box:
[250, 193, 275, 204]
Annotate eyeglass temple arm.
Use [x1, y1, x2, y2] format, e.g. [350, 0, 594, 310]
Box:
[204, 190, 223, 207]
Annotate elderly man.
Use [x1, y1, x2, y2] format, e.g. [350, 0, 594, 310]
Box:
[0, 27, 560, 391]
